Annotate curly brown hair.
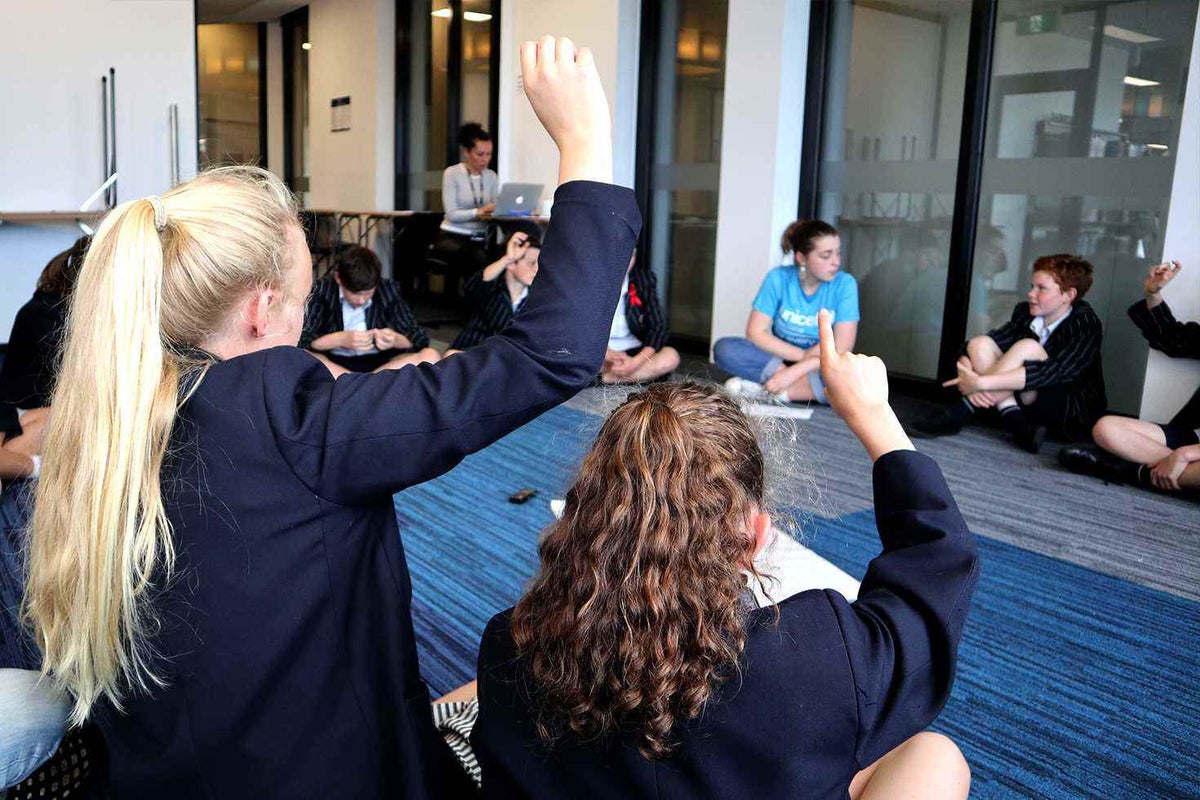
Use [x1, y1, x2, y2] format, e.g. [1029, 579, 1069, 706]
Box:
[510, 382, 768, 760]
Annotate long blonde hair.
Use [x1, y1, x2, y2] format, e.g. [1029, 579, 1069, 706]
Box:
[24, 167, 300, 724]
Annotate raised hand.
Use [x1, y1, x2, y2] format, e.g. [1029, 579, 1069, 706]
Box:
[818, 309, 913, 460]
[506, 232, 530, 263]
[1145, 261, 1181, 297]
[520, 36, 613, 185]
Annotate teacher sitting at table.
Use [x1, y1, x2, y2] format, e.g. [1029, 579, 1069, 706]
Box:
[436, 122, 498, 277]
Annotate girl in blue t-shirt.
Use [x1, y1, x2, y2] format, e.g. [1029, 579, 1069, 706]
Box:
[714, 220, 859, 403]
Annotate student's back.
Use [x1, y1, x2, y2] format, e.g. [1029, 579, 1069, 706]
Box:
[472, 373, 978, 800]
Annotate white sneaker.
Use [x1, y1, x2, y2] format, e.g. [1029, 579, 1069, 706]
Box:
[724, 376, 769, 398]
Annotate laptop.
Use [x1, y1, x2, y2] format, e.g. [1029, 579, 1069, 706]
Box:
[494, 183, 544, 215]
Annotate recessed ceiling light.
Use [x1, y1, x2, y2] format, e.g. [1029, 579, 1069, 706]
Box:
[463, 11, 492, 22]
[431, 8, 452, 18]
[1124, 76, 1160, 87]
[301, 41, 311, 50]
[1104, 24, 1162, 44]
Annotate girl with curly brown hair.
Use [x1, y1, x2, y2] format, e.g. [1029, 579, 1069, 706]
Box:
[469, 310, 979, 799]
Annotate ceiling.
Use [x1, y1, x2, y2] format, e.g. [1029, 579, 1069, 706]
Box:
[196, 0, 308, 24]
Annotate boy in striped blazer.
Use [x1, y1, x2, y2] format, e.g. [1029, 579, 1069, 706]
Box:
[301, 246, 441, 375]
[913, 254, 1106, 454]
[1060, 261, 1199, 491]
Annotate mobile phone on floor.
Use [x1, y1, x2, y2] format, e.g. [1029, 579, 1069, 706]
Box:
[508, 488, 537, 504]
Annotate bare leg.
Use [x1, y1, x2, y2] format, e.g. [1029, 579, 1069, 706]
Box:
[783, 374, 817, 401]
[602, 347, 681, 384]
[964, 335, 1002, 373]
[307, 351, 349, 378]
[849, 732, 970, 800]
[981, 338, 1047, 405]
[433, 680, 477, 704]
[1180, 463, 1200, 491]
[1092, 416, 1171, 465]
[373, 347, 442, 373]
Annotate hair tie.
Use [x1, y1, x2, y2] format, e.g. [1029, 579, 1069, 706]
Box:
[147, 195, 168, 232]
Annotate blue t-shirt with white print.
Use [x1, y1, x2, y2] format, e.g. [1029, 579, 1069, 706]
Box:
[752, 267, 860, 349]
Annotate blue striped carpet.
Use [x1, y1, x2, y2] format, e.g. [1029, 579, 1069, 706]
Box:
[396, 405, 1200, 800]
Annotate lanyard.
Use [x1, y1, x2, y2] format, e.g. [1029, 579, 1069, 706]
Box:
[469, 172, 484, 207]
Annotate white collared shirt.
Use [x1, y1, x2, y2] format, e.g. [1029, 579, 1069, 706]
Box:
[1029, 306, 1071, 346]
[608, 275, 642, 351]
[331, 291, 378, 356]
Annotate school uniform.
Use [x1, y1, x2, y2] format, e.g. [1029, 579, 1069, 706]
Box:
[983, 300, 1106, 440]
[0, 290, 67, 437]
[92, 181, 641, 799]
[450, 273, 528, 351]
[1128, 298, 1200, 445]
[472, 449, 979, 800]
[609, 264, 669, 353]
[301, 277, 430, 371]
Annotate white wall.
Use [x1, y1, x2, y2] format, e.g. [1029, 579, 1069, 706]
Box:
[1140, 11, 1200, 422]
[708, 0, 809, 348]
[306, 0, 395, 210]
[0, 0, 197, 342]
[497, 0, 641, 193]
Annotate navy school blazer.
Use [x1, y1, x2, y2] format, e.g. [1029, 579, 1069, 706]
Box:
[472, 450, 979, 800]
[92, 181, 641, 799]
[1128, 299, 1200, 430]
[300, 276, 430, 352]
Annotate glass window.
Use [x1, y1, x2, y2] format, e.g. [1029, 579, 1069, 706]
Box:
[197, 24, 262, 169]
[644, 0, 728, 344]
[282, 8, 310, 203]
[815, 1, 972, 380]
[970, 0, 1196, 413]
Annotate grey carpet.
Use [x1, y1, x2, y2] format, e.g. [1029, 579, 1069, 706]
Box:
[567, 384, 1200, 603]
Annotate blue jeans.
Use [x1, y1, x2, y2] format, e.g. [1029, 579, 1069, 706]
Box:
[712, 337, 827, 403]
[0, 668, 69, 789]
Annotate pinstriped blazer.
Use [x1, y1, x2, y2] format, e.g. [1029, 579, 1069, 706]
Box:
[300, 277, 429, 352]
[1128, 299, 1200, 429]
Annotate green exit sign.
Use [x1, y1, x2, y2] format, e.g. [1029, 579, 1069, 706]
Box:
[1017, 11, 1059, 35]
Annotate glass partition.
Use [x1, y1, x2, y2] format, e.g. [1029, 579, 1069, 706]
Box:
[197, 24, 262, 169]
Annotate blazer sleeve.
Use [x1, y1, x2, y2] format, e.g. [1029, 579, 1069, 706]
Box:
[300, 280, 337, 350]
[1128, 300, 1200, 359]
[824, 450, 979, 769]
[1023, 310, 1103, 389]
[379, 281, 429, 350]
[265, 181, 642, 505]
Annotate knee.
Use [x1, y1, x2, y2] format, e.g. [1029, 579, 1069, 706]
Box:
[1092, 415, 1122, 448]
[418, 348, 442, 364]
[660, 347, 681, 373]
[1007, 338, 1048, 361]
[908, 732, 971, 791]
[965, 335, 996, 364]
[712, 337, 738, 366]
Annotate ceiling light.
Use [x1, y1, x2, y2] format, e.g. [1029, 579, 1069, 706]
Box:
[463, 11, 492, 22]
[1104, 24, 1162, 44]
[1124, 76, 1160, 87]
[431, 8, 452, 18]
[1146, 144, 1169, 150]
[301, 41, 311, 50]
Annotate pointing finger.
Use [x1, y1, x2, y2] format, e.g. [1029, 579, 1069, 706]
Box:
[817, 309, 837, 366]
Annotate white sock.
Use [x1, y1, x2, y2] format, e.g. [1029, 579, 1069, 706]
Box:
[996, 397, 1018, 412]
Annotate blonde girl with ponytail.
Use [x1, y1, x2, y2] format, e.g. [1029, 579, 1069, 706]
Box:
[25, 36, 639, 799]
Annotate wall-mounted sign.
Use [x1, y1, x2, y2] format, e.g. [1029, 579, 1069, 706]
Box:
[331, 96, 351, 132]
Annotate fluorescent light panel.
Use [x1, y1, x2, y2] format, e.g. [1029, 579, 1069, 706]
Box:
[431, 8, 452, 18]
[430, 9, 492, 21]
[1146, 144, 1169, 150]
[1104, 24, 1161, 44]
[1124, 76, 1160, 87]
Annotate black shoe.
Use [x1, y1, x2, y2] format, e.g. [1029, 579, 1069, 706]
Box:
[1058, 444, 1142, 484]
[1014, 424, 1046, 455]
[909, 410, 965, 439]
[1059, 444, 1104, 476]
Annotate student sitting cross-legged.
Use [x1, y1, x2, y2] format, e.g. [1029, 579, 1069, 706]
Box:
[446, 232, 541, 352]
[468, 310, 977, 799]
[1060, 261, 1200, 491]
[600, 250, 679, 383]
[302, 245, 441, 376]
[713, 220, 859, 404]
[913, 253, 1106, 454]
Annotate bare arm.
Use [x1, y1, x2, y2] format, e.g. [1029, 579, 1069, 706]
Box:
[745, 310, 810, 362]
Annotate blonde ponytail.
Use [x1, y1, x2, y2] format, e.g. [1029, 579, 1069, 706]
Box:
[25, 167, 299, 724]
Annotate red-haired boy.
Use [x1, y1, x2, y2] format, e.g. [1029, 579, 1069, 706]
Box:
[913, 254, 1106, 453]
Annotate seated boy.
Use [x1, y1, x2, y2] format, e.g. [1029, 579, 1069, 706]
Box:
[447, 233, 540, 351]
[1060, 261, 1199, 491]
[302, 245, 440, 375]
[601, 250, 679, 383]
[913, 254, 1106, 454]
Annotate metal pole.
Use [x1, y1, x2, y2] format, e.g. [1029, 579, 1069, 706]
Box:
[169, 104, 180, 186]
[109, 67, 117, 205]
[102, 75, 110, 195]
